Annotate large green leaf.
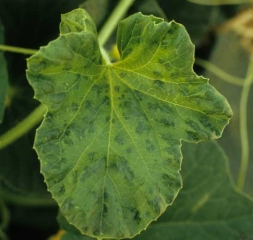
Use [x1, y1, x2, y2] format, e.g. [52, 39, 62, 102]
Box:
[26, 9, 232, 239]
[134, 141, 253, 240]
[0, 23, 8, 123]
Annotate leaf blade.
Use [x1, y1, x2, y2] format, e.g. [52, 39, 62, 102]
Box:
[27, 9, 232, 239]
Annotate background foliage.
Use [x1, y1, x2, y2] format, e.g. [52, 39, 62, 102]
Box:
[0, 0, 253, 239]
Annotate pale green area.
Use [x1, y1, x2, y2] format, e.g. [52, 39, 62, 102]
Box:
[133, 141, 253, 240]
[0, 24, 8, 123]
[27, 9, 232, 239]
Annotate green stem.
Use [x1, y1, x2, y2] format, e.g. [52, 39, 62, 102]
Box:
[97, 0, 135, 47]
[0, 104, 47, 150]
[237, 55, 253, 191]
[0, 199, 10, 230]
[0, 191, 56, 207]
[0, 44, 37, 55]
[195, 58, 245, 86]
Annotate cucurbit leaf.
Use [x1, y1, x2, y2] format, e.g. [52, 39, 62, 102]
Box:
[26, 8, 232, 239]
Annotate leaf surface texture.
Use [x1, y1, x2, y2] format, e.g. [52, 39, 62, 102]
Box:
[27, 9, 232, 239]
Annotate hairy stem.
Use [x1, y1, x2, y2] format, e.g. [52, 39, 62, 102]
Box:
[0, 44, 37, 55]
[97, 0, 135, 47]
[195, 58, 245, 86]
[0, 104, 47, 150]
[237, 55, 253, 191]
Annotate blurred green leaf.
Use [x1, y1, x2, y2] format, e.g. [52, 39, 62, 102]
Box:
[133, 0, 168, 20]
[159, 0, 225, 45]
[188, 0, 253, 5]
[79, 0, 109, 26]
[134, 141, 253, 240]
[0, 23, 8, 123]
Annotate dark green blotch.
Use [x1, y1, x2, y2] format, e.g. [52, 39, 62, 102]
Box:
[158, 118, 175, 127]
[103, 96, 110, 104]
[102, 204, 108, 217]
[91, 84, 103, 95]
[42, 128, 61, 143]
[161, 133, 171, 141]
[135, 122, 150, 135]
[162, 36, 170, 45]
[71, 170, 78, 185]
[109, 163, 117, 169]
[153, 71, 162, 77]
[162, 173, 173, 185]
[49, 92, 66, 105]
[64, 129, 71, 137]
[117, 93, 125, 101]
[63, 138, 74, 145]
[126, 148, 132, 154]
[71, 102, 79, 109]
[88, 152, 96, 161]
[122, 100, 132, 109]
[145, 139, 155, 152]
[186, 120, 200, 131]
[84, 18, 92, 29]
[54, 183, 65, 196]
[32, 60, 46, 72]
[87, 120, 95, 133]
[85, 100, 92, 108]
[148, 197, 161, 214]
[47, 178, 58, 186]
[61, 197, 75, 212]
[93, 227, 100, 236]
[134, 90, 144, 101]
[167, 23, 178, 34]
[114, 134, 124, 145]
[118, 156, 134, 181]
[147, 102, 173, 114]
[134, 210, 141, 223]
[46, 112, 53, 121]
[83, 59, 92, 68]
[119, 71, 127, 78]
[82, 226, 89, 232]
[154, 79, 164, 89]
[200, 115, 220, 137]
[81, 166, 92, 182]
[114, 86, 120, 92]
[187, 131, 199, 141]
